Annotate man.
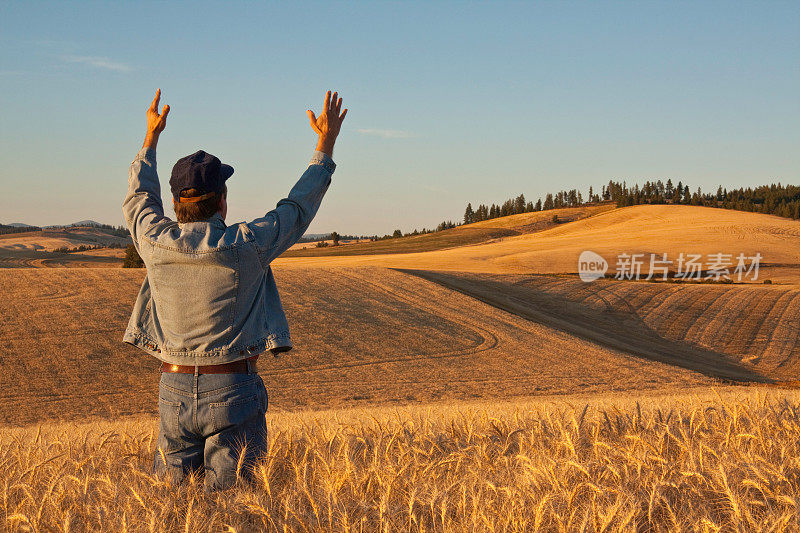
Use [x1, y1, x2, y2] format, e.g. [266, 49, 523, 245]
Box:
[122, 88, 346, 490]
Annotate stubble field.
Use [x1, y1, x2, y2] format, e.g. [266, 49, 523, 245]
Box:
[0, 265, 724, 426]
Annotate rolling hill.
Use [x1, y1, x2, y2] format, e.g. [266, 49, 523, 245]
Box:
[282, 204, 616, 256]
[276, 204, 800, 284]
[0, 226, 131, 268]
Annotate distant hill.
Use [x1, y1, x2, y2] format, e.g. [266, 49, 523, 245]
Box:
[7, 220, 118, 230]
[43, 220, 108, 229]
[70, 220, 105, 227]
[0, 223, 43, 235]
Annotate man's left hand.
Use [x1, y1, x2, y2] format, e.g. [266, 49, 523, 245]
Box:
[143, 88, 170, 149]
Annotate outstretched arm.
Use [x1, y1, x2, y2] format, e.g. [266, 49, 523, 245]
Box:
[123, 89, 172, 251]
[248, 90, 348, 263]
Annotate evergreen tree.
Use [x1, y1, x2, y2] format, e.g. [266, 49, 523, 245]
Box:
[464, 203, 475, 225]
[514, 194, 525, 214]
[123, 245, 144, 268]
[456, 181, 799, 236]
[568, 190, 578, 206]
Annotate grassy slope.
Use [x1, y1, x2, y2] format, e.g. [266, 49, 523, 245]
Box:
[275, 204, 800, 283]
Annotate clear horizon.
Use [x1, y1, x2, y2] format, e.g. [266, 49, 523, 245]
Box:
[1, 1, 798, 235]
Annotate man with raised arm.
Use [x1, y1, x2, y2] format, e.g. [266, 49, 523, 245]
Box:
[122, 89, 347, 491]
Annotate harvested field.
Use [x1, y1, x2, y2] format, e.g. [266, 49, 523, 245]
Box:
[0, 227, 130, 252]
[0, 266, 720, 426]
[5, 262, 798, 426]
[0, 227, 129, 268]
[402, 270, 800, 382]
[0, 247, 125, 268]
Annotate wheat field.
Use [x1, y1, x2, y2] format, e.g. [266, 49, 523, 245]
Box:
[3, 205, 800, 531]
[3, 388, 800, 532]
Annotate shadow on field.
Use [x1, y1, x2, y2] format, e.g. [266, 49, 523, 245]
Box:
[398, 269, 772, 384]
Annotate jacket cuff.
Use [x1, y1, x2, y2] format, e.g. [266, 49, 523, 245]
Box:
[137, 146, 156, 163]
[310, 151, 336, 173]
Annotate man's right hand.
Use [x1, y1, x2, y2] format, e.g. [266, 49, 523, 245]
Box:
[143, 88, 170, 150]
[307, 90, 347, 156]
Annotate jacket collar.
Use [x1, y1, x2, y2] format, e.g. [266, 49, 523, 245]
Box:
[208, 212, 227, 229]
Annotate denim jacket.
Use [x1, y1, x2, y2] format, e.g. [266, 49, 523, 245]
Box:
[122, 146, 335, 366]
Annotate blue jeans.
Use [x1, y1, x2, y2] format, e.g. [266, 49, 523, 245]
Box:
[153, 365, 268, 491]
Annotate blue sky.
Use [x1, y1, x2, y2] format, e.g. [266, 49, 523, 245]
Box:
[1, 1, 798, 235]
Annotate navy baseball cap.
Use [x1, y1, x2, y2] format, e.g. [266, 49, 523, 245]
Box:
[170, 150, 234, 202]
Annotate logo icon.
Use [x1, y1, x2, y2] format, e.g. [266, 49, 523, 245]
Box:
[578, 250, 608, 282]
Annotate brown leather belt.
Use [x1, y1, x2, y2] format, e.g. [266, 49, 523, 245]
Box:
[161, 355, 259, 374]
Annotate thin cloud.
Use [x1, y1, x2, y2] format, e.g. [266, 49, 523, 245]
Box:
[357, 128, 415, 139]
[63, 55, 133, 72]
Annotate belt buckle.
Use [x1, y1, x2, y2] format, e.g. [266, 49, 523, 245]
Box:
[161, 363, 182, 373]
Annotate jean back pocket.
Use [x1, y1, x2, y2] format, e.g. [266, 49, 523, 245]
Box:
[210, 393, 263, 433]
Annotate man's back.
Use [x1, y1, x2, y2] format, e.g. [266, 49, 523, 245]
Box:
[125, 88, 347, 491]
[122, 147, 336, 364]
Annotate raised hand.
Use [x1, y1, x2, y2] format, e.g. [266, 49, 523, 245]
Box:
[306, 90, 347, 156]
[143, 88, 170, 149]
